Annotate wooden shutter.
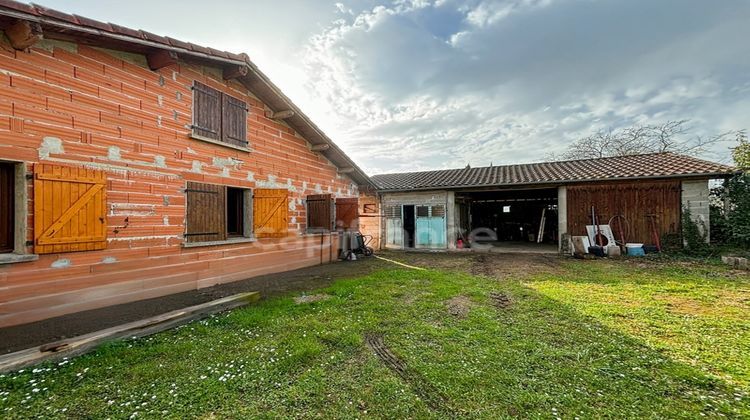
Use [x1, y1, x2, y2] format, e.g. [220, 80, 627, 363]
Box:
[253, 189, 288, 238]
[307, 194, 332, 231]
[33, 164, 107, 254]
[222, 93, 248, 148]
[185, 182, 227, 243]
[335, 198, 359, 231]
[192, 81, 222, 141]
[0, 163, 14, 253]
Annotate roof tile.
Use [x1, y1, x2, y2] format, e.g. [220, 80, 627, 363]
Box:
[73, 14, 112, 31]
[372, 153, 736, 191]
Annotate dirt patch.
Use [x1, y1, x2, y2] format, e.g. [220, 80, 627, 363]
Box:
[445, 296, 472, 318]
[388, 250, 561, 281]
[294, 294, 331, 304]
[364, 333, 455, 415]
[489, 292, 512, 309]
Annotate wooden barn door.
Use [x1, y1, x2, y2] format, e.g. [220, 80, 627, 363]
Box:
[335, 198, 359, 231]
[33, 164, 107, 254]
[185, 182, 227, 243]
[253, 189, 288, 238]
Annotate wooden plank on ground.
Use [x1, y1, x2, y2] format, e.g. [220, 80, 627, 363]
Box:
[0, 292, 261, 373]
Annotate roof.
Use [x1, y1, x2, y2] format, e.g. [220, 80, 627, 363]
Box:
[0, 1, 374, 188]
[371, 153, 737, 191]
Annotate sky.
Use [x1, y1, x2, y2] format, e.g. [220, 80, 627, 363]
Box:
[31, 0, 750, 174]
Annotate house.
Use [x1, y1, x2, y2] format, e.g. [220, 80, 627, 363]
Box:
[0, 2, 379, 328]
[371, 153, 736, 252]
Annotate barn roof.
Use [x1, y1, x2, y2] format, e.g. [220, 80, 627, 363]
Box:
[0, 1, 375, 189]
[371, 152, 737, 191]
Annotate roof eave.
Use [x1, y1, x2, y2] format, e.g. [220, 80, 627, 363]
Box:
[375, 171, 739, 193]
[0, 5, 375, 190]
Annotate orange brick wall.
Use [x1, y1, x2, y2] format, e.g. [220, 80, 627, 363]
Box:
[357, 193, 381, 249]
[0, 36, 366, 327]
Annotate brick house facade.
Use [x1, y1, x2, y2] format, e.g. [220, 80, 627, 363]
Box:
[0, 3, 379, 328]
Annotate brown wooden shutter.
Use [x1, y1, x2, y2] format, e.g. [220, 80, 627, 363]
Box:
[253, 189, 288, 238]
[185, 182, 227, 243]
[33, 164, 107, 254]
[0, 163, 15, 253]
[192, 81, 222, 141]
[306, 194, 332, 231]
[335, 198, 359, 231]
[222, 93, 248, 148]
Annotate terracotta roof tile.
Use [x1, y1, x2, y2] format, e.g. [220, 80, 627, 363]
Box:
[0, 0, 35, 14]
[31, 3, 76, 22]
[139, 30, 169, 45]
[109, 23, 141, 38]
[372, 153, 736, 191]
[72, 15, 112, 32]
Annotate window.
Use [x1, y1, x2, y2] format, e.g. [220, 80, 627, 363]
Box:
[306, 194, 332, 232]
[416, 206, 429, 217]
[335, 198, 359, 231]
[227, 187, 245, 236]
[503, 205, 511, 213]
[185, 182, 252, 244]
[0, 162, 14, 253]
[384, 206, 401, 218]
[191, 81, 248, 149]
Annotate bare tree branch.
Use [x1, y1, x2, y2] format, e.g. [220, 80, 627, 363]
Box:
[554, 120, 734, 161]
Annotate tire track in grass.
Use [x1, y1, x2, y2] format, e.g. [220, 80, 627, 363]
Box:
[364, 333, 458, 416]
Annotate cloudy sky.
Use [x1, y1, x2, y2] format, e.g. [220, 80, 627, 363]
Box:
[35, 0, 750, 174]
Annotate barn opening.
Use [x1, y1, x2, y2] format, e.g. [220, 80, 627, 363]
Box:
[459, 188, 558, 252]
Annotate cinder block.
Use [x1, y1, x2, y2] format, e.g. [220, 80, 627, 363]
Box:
[738, 258, 748, 270]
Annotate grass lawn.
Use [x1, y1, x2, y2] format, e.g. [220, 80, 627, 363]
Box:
[1, 255, 748, 418]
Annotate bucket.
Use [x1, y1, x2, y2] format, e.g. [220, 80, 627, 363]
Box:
[626, 243, 645, 257]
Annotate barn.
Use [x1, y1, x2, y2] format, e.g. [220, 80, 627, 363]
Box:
[372, 153, 736, 253]
[0, 2, 378, 328]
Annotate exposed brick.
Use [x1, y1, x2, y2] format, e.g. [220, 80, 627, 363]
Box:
[0, 32, 367, 329]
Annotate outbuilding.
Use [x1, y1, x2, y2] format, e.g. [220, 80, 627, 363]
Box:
[372, 153, 736, 253]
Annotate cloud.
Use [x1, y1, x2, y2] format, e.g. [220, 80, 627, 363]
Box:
[35, 0, 750, 173]
[301, 0, 750, 173]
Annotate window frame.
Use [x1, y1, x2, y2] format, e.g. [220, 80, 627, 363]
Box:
[190, 81, 250, 152]
[183, 182, 254, 248]
[0, 160, 38, 264]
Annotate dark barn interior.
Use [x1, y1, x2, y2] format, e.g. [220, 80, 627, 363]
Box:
[461, 188, 558, 247]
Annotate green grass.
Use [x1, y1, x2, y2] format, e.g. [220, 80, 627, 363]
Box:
[1, 259, 748, 418]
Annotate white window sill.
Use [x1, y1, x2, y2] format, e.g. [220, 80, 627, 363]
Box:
[0, 253, 39, 265]
[189, 133, 251, 153]
[182, 236, 256, 248]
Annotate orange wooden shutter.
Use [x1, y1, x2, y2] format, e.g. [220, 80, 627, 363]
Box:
[34, 164, 107, 254]
[253, 189, 288, 238]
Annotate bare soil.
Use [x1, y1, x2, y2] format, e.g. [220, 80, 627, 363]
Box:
[445, 296, 472, 318]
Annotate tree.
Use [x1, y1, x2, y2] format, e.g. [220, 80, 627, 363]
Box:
[731, 130, 750, 169]
[710, 130, 750, 249]
[552, 120, 733, 161]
